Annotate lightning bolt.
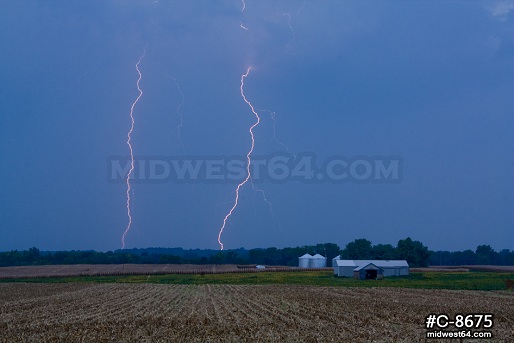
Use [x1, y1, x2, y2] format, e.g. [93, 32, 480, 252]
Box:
[250, 182, 275, 220]
[240, 0, 248, 30]
[217, 1, 303, 249]
[217, 67, 260, 250]
[269, 111, 291, 154]
[279, 0, 306, 53]
[255, 108, 293, 156]
[121, 49, 145, 249]
[281, 13, 296, 52]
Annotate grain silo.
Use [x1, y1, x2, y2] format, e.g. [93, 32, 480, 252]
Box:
[298, 253, 312, 268]
[309, 254, 327, 268]
[332, 255, 340, 268]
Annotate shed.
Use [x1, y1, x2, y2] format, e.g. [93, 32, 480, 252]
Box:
[353, 263, 384, 280]
[334, 260, 409, 278]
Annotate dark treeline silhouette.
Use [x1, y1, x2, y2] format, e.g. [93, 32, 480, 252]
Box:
[340, 237, 431, 267]
[430, 245, 514, 266]
[1, 240, 513, 268]
[0, 244, 339, 268]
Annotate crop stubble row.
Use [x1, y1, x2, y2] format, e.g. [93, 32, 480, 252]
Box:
[1, 283, 513, 342]
[0, 264, 331, 279]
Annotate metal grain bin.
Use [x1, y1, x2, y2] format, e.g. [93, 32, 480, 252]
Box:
[298, 253, 312, 268]
[309, 254, 327, 268]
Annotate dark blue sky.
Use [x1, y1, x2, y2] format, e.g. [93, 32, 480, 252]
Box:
[1, 1, 513, 252]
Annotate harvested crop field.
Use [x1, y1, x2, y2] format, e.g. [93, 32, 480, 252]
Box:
[1, 283, 513, 342]
[411, 265, 514, 273]
[0, 264, 327, 279]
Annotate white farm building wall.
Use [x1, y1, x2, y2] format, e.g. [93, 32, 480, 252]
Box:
[334, 260, 409, 277]
[382, 267, 409, 277]
[336, 266, 355, 277]
[334, 260, 358, 277]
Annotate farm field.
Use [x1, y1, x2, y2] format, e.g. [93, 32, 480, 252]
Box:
[2, 264, 513, 280]
[0, 264, 249, 278]
[411, 265, 514, 273]
[0, 264, 330, 279]
[1, 283, 513, 342]
[2, 269, 514, 292]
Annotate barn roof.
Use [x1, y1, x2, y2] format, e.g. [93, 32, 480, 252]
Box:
[335, 260, 409, 269]
[335, 260, 357, 267]
[373, 260, 409, 267]
[354, 263, 381, 271]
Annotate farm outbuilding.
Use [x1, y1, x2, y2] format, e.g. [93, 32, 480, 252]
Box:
[353, 263, 384, 280]
[333, 259, 409, 278]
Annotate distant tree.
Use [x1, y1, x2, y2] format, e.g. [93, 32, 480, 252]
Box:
[159, 254, 182, 264]
[396, 237, 430, 267]
[209, 252, 227, 264]
[248, 249, 266, 264]
[497, 249, 514, 265]
[262, 248, 282, 265]
[429, 251, 448, 266]
[475, 245, 496, 265]
[315, 243, 340, 261]
[453, 250, 476, 265]
[372, 244, 397, 260]
[0, 250, 21, 266]
[280, 247, 307, 266]
[341, 239, 373, 259]
[25, 247, 40, 264]
[224, 251, 240, 264]
[2, 242, 510, 268]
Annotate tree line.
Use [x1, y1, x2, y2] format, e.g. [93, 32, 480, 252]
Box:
[430, 245, 514, 266]
[1, 239, 513, 268]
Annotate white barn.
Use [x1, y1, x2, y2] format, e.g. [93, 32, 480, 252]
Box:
[333, 259, 409, 278]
